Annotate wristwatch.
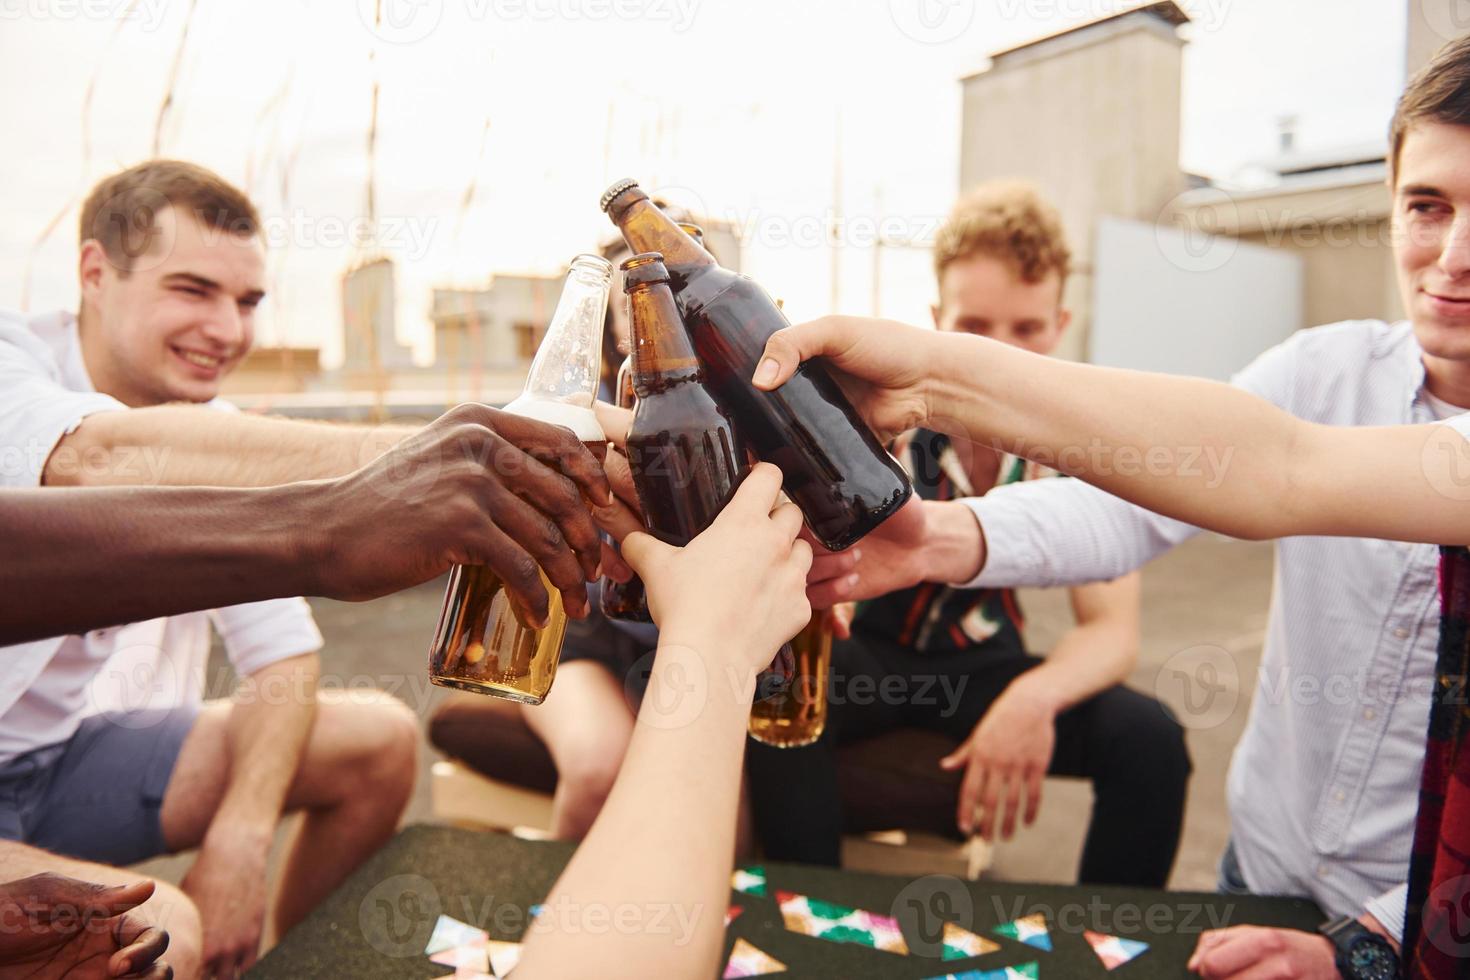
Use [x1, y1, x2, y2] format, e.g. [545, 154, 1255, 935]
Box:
[1318, 916, 1399, 980]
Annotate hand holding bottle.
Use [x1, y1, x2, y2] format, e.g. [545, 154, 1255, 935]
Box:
[621, 463, 812, 674]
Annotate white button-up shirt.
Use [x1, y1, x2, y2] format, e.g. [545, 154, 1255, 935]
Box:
[0, 308, 322, 765]
[961, 319, 1460, 940]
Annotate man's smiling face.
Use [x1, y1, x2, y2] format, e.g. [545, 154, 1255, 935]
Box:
[1394, 122, 1470, 363]
[81, 203, 265, 406]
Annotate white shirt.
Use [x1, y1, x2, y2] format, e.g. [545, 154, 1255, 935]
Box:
[0, 308, 322, 763]
[959, 319, 1470, 938]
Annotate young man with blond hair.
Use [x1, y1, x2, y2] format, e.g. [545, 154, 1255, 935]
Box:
[748, 181, 1191, 886]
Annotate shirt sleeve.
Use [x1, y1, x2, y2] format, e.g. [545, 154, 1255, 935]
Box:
[209, 599, 324, 678]
[955, 329, 1305, 590]
[0, 321, 125, 488]
[1362, 883, 1408, 944]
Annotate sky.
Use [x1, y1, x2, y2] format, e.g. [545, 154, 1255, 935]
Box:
[0, 0, 1413, 367]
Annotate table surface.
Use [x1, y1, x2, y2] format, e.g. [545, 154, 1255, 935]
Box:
[252, 824, 1325, 979]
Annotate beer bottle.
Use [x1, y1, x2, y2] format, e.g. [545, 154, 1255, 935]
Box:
[599, 353, 652, 622]
[621, 252, 793, 690]
[748, 611, 831, 748]
[427, 254, 611, 704]
[601, 179, 913, 552]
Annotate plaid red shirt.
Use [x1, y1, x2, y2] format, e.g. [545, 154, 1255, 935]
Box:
[1403, 546, 1470, 977]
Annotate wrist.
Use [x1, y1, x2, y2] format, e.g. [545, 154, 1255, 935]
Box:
[201, 820, 274, 861]
[1002, 673, 1065, 717]
[924, 500, 986, 585]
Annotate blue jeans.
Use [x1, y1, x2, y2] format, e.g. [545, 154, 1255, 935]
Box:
[1217, 839, 1254, 895]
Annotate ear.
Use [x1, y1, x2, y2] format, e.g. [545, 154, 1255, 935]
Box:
[1056, 307, 1072, 336]
[929, 303, 942, 330]
[78, 240, 110, 307]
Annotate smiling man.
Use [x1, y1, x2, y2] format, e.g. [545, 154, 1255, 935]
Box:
[0, 161, 420, 980]
[805, 33, 1470, 980]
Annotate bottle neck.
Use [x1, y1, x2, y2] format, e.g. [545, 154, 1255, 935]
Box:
[628, 282, 701, 395]
[609, 192, 717, 276]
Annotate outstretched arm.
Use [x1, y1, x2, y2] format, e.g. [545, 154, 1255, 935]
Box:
[756, 316, 1470, 546]
[515, 464, 813, 980]
[2, 404, 614, 643]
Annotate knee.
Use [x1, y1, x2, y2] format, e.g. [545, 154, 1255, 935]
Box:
[143, 880, 202, 980]
[554, 741, 625, 811]
[1095, 689, 1193, 783]
[345, 694, 420, 798]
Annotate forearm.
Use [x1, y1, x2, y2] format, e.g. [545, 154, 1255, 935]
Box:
[1011, 617, 1137, 715]
[207, 655, 319, 849]
[46, 405, 414, 488]
[0, 484, 329, 643]
[518, 643, 749, 979]
[925, 334, 1315, 539]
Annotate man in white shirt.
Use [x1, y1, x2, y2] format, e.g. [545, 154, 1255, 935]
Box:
[806, 33, 1470, 979]
[0, 159, 603, 980]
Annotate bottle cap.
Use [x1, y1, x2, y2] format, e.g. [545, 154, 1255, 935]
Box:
[600, 178, 639, 213]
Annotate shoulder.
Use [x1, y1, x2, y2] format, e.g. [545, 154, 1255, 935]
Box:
[1232, 319, 1413, 409]
[0, 309, 70, 378]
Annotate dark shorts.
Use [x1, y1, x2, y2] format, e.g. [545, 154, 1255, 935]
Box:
[0, 706, 198, 865]
[561, 582, 659, 706]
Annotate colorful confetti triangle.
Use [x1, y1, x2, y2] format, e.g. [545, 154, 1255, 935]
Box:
[1084, 930, 1150, 970]
[941, 921, 1002, 960]
[486, 939, 522, 978]
[726, 905, 744, 926]
[733, 865, 768, 897]
[429, 938, 489, 973]
[993, 913, 1052, 952]
[776, 890, 909, 955]
[723, 937, 788, 978]
[924, 963, 1038, 980]
[424, 914, 489, 955]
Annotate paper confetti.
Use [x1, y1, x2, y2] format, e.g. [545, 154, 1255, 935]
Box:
[425, 914, 490, 955]
[726, 905, 744, 926]
[733, 865, 768, 897]
[486, 939, 523, 978]
[924, 963, 1038, 980]
[722, 937, 788, 978]
[1084, 930, 1150, 970]
[429, 938, 490, 973]
[993, 913, 1052, 952]
[776, 890, 909, 955]
[941, 921, 1002, 960]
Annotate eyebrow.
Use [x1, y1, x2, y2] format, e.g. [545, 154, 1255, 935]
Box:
[163, 272, 265, 304]
[1398, 183, 1449, 199]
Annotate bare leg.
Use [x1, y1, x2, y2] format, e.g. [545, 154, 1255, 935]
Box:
[521, 661, 636, 841]
[159, 689, 418, 944]
[0, 841, 203, 980]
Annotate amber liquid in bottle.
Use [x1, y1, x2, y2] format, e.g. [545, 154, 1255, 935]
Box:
[748, 611, 831, 748]
[602, 179, 912, 552]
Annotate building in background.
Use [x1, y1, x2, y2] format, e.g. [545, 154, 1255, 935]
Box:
[957, 0, 1446, 378]
[431, 273, 562, 374]
[341, 256, 415, 378]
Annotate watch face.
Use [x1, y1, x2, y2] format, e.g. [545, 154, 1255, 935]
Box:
[1347, 936, 1397, 980]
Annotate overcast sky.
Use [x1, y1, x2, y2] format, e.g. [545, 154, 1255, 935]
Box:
[0, 0, 1416, 366]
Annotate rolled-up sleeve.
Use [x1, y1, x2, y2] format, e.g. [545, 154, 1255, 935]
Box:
[210, 599, 324, 679]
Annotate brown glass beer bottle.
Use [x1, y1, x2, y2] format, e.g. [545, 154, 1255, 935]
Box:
[601, 179, 913, 552]
[599, 354, 652, 622]
[621, 251, 793, 690]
